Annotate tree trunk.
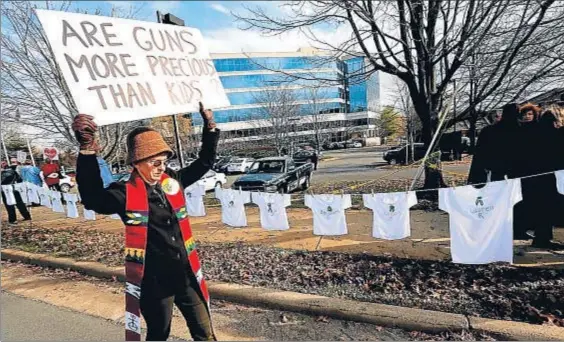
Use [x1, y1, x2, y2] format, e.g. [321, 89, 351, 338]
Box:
[418, 102, 446, 193]
[469, 109, 478, 154]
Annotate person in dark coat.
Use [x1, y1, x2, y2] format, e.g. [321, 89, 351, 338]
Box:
[468, 103, 520, 184]
[1, 159, 32, 224]
[74, 103, 219, 341]
[511, 103, 562, 248]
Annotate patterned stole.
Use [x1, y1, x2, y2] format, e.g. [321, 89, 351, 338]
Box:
[123, 173, 211, 341]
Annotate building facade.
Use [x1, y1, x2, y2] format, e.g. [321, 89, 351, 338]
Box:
[191, 48, 389, 149]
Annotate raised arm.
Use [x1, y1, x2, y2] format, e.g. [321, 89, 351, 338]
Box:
[173, 102, 220, 188]
[73, 114, 125, 215]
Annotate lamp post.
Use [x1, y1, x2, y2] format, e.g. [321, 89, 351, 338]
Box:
[156, 11, 186, 167]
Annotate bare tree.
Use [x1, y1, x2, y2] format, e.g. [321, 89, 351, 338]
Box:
[253, 88, 300, 156]
[302, 87, 337, 151]
[0, 1, 146, 161]
[235, 0, 564, 187]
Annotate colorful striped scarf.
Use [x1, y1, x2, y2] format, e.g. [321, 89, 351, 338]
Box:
[123, 173, 211, 341]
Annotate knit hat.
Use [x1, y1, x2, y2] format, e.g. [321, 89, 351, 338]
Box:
[126, 127, 173, 164]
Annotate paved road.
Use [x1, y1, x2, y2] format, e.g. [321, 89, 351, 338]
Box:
[225, 146, 470, 186]
[1, 292, 125, 341]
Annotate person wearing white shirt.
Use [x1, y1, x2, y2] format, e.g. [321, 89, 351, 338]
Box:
[439, 179, 522, 264]
[363, 191, 418, 240]
[305, 194, 351, 236]
[215, 188, 251, 227]
[252, 192, 291, 230]
[184, 183, 207, 217]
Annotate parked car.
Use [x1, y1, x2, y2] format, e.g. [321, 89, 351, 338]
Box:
[168, 160, 181, 171]
[196, 170, 227, 191]
[348, 141, 363, 148]
[59, 175, 76, 193]
[326, 142, 345, 150]
[293, 150, 318, 166]
[383, 143, 426, 165]
[226, 158, 255, 174]
[213, 156, 234, 173]
[232, 157, 313, 193]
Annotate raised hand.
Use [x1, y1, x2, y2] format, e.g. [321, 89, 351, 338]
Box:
[199, 102, 216, 130]
[72, 114, 100, 152]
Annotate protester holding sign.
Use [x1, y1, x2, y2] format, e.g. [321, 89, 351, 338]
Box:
[74, 102, 219, 341]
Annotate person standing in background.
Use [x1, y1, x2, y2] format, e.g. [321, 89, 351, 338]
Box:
[97, 156, 115, 189]
[468, 103, 520, 184]
[40, 158, 62, 191]
[1, 159, 32, 224]
[20, 160, 43, 187]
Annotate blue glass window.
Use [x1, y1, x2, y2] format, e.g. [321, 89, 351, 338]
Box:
[219, 72, 342, 89]
[226, 87, 342, 106]
[345, 57, 368, 112]
[214, 57, 338, 73]
[191, 101, 345, 125]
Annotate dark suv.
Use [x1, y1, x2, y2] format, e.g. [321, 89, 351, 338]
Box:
[383, 143, 426, 165]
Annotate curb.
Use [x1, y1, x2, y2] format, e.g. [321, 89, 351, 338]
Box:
[3, 248, 563, 340]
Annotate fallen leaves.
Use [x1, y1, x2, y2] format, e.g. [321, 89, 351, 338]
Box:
[3, 224, 563, 327]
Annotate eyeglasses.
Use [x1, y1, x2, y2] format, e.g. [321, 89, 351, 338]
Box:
[146, 159, 169, 167]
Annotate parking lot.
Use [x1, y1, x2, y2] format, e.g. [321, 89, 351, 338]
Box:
[223, 146, 472, 188]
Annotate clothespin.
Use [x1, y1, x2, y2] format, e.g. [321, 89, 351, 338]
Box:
[341, 189, 344, 198]
[504, 175, 509, 184]
[371, 189, 374, 196]
[451, 180, 456, 191]
[239, 186, 242, 194]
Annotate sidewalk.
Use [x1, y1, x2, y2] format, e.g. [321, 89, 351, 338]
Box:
[1, 261, 476, 341]
[9, 205, 564, 268]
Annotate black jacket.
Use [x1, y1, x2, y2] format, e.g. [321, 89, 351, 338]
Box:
[1, 166, 22, 185]
[76, 129, 219, 280]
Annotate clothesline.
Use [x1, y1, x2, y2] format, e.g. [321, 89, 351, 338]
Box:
[4, 170, 564, 265]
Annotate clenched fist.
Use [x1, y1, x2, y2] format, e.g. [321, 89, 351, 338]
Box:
[72, 114, 100, 152]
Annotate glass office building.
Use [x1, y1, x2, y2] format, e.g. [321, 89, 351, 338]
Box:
[192, 48, 383, 144]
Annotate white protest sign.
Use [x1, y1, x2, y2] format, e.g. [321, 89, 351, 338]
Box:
[16, 151, 27, 163]
[35, 9, 230, 126]
[43, 147, 59, 161]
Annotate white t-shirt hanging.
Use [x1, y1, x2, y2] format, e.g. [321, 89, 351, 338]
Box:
[305, 194, 352, 236]
[252, 192, 291, 230]
[37, 187, 52, 208]
[26, 182, 41, 204]
[216, 188, 251, 227]
[63, 193, 79, 218]
[1, 185, 16, 206]
[184, 183, 207, 217]
[50, 190, 65, 213]
[363, 191, 418, 240]
[13, 183, 29, 205]
[556, 170, 564, 195]
[439, 179, 522, 265]
[84, 207, 96, 220]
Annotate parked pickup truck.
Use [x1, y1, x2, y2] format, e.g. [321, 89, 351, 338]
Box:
[231, 157, 313, 193]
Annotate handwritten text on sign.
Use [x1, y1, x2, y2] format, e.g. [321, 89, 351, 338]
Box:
[35, 9, 230, 126]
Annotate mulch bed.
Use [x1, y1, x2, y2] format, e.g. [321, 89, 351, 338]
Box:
[3, 224, 563, 328]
